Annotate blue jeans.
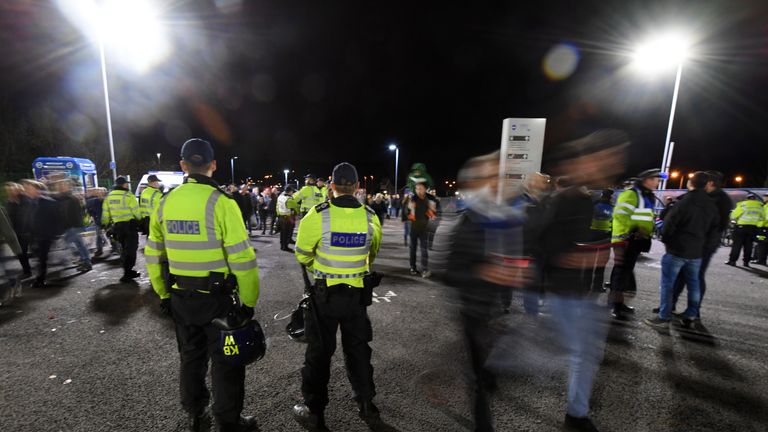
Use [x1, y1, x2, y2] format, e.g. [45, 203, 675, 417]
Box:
[549, 295, 608, 418]
[65, 227, 91, 265]
[659, 253, 701, 320]
[403, 221, 411, 244]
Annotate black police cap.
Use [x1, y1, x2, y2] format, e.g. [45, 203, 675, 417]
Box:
[181, 138, 214, 167]
[332, 162, 358, 186]
[147, 174, 160, 182]
[115, 176, 129, 186]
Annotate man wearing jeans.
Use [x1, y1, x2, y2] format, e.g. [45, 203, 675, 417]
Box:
[645, 172, 719, 329]
[408, 183, 437, 278]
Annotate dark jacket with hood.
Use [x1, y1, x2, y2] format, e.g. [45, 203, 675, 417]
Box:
[660, 188, 720, 258]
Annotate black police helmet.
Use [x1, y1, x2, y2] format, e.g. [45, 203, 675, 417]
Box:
[286, 297, 310, 343]
[212, 312, 266, 366]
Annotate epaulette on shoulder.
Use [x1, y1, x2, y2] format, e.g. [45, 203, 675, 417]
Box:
[364, 205, 376, 215]
[315, 202, 331, 212]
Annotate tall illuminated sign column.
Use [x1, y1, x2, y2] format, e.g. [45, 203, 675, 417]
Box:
[497, 118, 547, 204]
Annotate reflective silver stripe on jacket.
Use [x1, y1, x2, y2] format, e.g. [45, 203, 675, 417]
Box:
[295, 246, 315, 257]
[204, 191, 222, 240]
[315, 256, 367, 269]
[145, 255, 165, 264]
[169, 259, 228, 271]
[146, 239, 165, 251]
[165, 239, 221, 250]
[229, 259, 259, 271]
[225, 239, 252, 255]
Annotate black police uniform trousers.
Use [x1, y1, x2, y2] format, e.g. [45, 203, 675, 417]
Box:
[279, 215, 294, 249]
[609, 238, 647, 294]
[171, 289, 245, 423]
[754, 229, 768, 264]
[302, 284, 375, 412]
[112, 221, 138, 275]
[729, 225, 758, 264]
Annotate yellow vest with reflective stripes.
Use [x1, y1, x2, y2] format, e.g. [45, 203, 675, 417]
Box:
[730, 199, 764, 226]
[101, 189, 141, 224]
[144, 176, 260, 306]
[295, 200, 382, 288]
[297, 185, 324, 213]
[139, 186, 162, 218]
[611, 188, 654, 243]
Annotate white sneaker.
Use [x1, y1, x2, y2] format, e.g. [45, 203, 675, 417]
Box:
[421, 271, 432, 279]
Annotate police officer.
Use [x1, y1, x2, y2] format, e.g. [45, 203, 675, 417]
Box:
[316, 177, 329, 202]
[139, 174, 163, 235]
[590, 189, 614, 291]
[102, 177, 141, 282]
[749, 193, 768, 265]
[276, 186, 299, 251]
[145, 139, 260, 432]
[609, 169, 664, 319]
[295, 174, 324, 217]
[292, 162, 382, 431]
[726, 193, 765, 267]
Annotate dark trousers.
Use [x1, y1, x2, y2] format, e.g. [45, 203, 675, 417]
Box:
[279, 216, 294, 249]
[171, 291, 245, 423]
[729, 225, 758, 264]
[301, 287, 374, 412]
[35, 236, 54, 283]
[267, 212, 276, 234]
[754, 239, 767, 264]
[258, 211, 268, 233]
[113, 221, 138, 274]
[17, 234, 31, 274]
[409, 230, 429, 271]
[672, 250, 713, 315]
[609, 239, 645, 294]
[462, 313, 498, 432]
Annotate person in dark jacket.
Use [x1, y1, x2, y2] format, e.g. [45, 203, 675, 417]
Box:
[266, 189, 278, 234]
[645, 171, 719, 329]
[235, 185, 254, 234]
[21, 180, 63, 288]
[407, 184, 438, 277]
[666, 171, 732, 318]
[56, 180, 92, 272]
[444, 151, 527, 432]
[537, 130, 629, 432]
[4, 182, 33, 276]
[370, 194, 388, 225]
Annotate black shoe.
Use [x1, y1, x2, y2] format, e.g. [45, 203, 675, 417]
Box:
[610, 306, 627, 320]
[644, 317, 671, 330]
[77, 263, 93, 272]
[563, 414, 599, 432]
[743, 262, 751, 268]
[679, 316, 700, 328]
[215, 415, 259, 432]
[358, 401, 381, 424]
[188, 408, 211, 432]
[292, 404, 328, 431]
[409, 268, 419, 275]
[725, 261, 736, 266]
[615, 303, 635, 314]
[126, 270, 140, 278]
[32, 280, 49, 288]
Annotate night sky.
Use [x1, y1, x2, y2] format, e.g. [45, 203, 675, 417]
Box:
[1, 0, 767, 190]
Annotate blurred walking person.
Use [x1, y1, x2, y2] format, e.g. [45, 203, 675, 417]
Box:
[86, 188, 111, 257]
[21, 180, 62, 288]
[539, 130, 629, 432]
[4, 182, 32, 277]
[0, 206, 22, 305]
[57, 179, 92, 272]
[408, 183, 437, 277]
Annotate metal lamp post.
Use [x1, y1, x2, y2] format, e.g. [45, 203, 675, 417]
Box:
[230, 156, 238, 184]
[388, 143, 399, 194]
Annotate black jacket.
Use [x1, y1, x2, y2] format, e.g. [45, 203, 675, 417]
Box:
[709, 188, 733, 233]
[660, 189, 720, 258]
[58, 192, 85, 229]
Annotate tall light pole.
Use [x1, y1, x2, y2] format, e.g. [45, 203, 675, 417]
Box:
[388, 143, 399, 194]
[230, 156, 238, 184]
[58, 0, 171, 182]
[283, 169, 289, 186]
[98, 36, 118, 181]
[632, 31, 690, 191]
[156, 153, 161, 166]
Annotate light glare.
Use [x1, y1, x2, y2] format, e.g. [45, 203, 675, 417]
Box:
[632, 32, 689, 73]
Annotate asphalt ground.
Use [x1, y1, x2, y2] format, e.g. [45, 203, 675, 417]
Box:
[1, 219, 767, 432]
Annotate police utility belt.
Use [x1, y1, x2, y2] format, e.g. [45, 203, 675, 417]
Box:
[169, 272, 237, 297]
[310, 272, 382, 307]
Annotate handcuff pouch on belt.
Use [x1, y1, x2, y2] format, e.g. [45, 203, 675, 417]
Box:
[172, 271, 237, 296]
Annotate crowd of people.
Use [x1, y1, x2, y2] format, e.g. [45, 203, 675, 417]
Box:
[1, 136, 766, 432]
